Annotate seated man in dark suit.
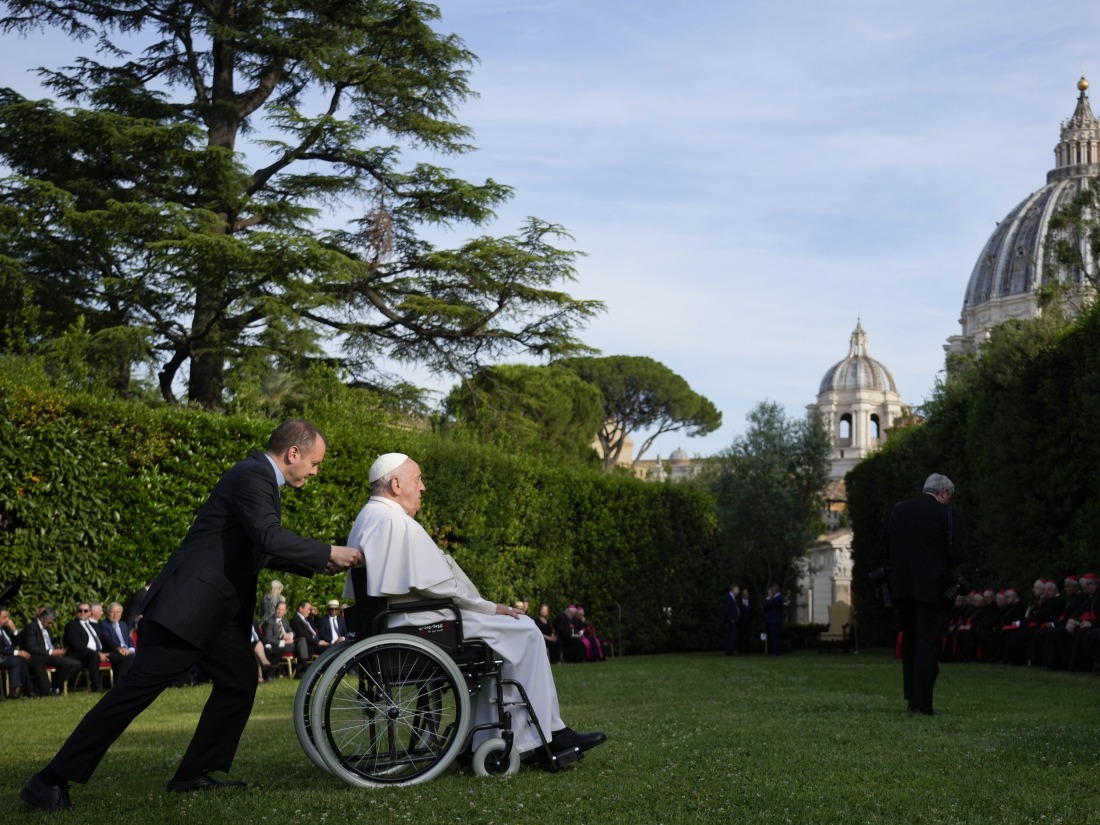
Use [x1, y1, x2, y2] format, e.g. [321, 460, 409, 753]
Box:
[20, 608, 81, 697]
[62, 603, 110, 693]
[260, 600, 296, 666]
[290, 600, 326, 667]
[1, 604, 30, 698]
[317, 600, 348, 646]
[554, 606, 583, 663]
[95, 602, 136, 684]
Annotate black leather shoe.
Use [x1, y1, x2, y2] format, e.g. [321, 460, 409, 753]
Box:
[20, 774, 74, 811]
[167, 773, 247, 793]
[550, 726, 608, 753]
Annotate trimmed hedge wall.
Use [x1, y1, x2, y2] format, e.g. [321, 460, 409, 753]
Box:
[0, 364, 719, 654]
[847, 303, 1100, 645]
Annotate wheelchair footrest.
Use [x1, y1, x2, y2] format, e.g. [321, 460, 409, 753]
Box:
[543, 746, 584, 770]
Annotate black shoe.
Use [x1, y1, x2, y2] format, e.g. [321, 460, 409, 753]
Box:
[550, 726, 607, 753]
[20, 774, 73, 811]
[167, 773, 247, 793]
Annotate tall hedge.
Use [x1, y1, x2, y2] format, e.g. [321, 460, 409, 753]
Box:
[0, 359, 718, 654]
[847, 303, 1100, 645]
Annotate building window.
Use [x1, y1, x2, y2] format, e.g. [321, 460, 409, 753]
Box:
[838, 414, 852, 445]
[870, 414, 881, 440]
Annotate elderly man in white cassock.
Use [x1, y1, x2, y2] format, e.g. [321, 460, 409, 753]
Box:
[343, 452, 606, 758]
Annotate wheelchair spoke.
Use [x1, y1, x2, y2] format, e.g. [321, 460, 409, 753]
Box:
[318, 640, 467, 783]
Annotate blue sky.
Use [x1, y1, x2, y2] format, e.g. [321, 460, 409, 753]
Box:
[5, 1, 1100, 461]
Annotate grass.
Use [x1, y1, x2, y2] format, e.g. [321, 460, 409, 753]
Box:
[4, 649, 1100, 824]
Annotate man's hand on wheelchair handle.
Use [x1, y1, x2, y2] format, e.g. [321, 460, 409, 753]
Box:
[326, 545, 364, 574]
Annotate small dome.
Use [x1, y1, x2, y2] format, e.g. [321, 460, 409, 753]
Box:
[669, 447, 689, 463]
[819, 321, 898, 394]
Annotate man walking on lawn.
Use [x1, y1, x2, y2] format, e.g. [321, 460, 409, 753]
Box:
[881, 473, 964, 716]
[21, 420, 362, 812]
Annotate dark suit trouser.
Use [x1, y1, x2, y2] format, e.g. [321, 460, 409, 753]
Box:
[2, 654, 27, 691]
[898, 598, 948, 712]
[27, 654, 81, 695]
[69, 648, 104, 691]
[724, 620, 739, 655]
[106, 650, 134, 683]
[48, 619, 257, 784]
[765, 622, 781, 655]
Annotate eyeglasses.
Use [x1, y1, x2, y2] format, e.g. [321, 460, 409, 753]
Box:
[78, 608, 91, 613]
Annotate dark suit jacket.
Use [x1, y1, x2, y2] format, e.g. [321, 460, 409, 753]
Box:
[63, 619, 103, 655]
[19, 620, 56, 656]
[141, 451, 330, 649]
[261, 615, 293, 651]
[96, 620, 134, 651]
[883, 493, 963, 604]
[290, 611, 319, 643]
[0, 624, 18, 655]
[317, 614, 348, 644]
[763, 593, 784, 625]
[553, 613, 575, 641]
[722, 592, 740, 624]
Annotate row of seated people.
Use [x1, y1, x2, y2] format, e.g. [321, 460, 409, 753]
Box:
[250, 598, 349, 682]
[940, 573, 1100, 671]
[533, 603, 607, 664]
[0, 600, 138, 699]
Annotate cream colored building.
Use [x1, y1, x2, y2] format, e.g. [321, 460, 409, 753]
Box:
[808, 320, 906, 481]
[796, 323, 905, 624]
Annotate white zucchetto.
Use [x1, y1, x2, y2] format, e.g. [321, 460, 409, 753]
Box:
[369, 452, 409, 483]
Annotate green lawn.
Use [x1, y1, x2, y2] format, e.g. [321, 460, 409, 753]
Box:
[4, 649, 1099, 824]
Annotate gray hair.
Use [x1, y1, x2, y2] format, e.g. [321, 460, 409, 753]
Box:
[107, 602, 123, 611]
[370, 467, 402, 497]
[922, 473, 955, 495]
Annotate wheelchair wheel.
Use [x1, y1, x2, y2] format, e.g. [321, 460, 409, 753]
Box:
[471, 737, 521, 777]
[310, 633, 471, 787]
[293, 643, 349, 774]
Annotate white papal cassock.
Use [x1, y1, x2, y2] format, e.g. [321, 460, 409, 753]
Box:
[343, 496, 564, 753]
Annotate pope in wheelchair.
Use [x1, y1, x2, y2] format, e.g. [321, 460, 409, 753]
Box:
[294, 452, 606, 787]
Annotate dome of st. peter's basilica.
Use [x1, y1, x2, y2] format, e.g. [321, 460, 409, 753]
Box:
[947, 77, 1100, 355]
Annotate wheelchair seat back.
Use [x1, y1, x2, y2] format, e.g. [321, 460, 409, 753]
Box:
[345, 564, 469, 655]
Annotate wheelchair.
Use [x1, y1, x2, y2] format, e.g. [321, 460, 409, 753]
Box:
[295, 570, 585, 787]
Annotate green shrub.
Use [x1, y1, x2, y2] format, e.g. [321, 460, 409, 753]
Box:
[0, 355, 719, 653]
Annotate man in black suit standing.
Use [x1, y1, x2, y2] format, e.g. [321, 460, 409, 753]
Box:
[722, 585, 740, 656]
[736, 588, 752, 655]
[21, 419, 363, 812]
[881, 473, 963, 716]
